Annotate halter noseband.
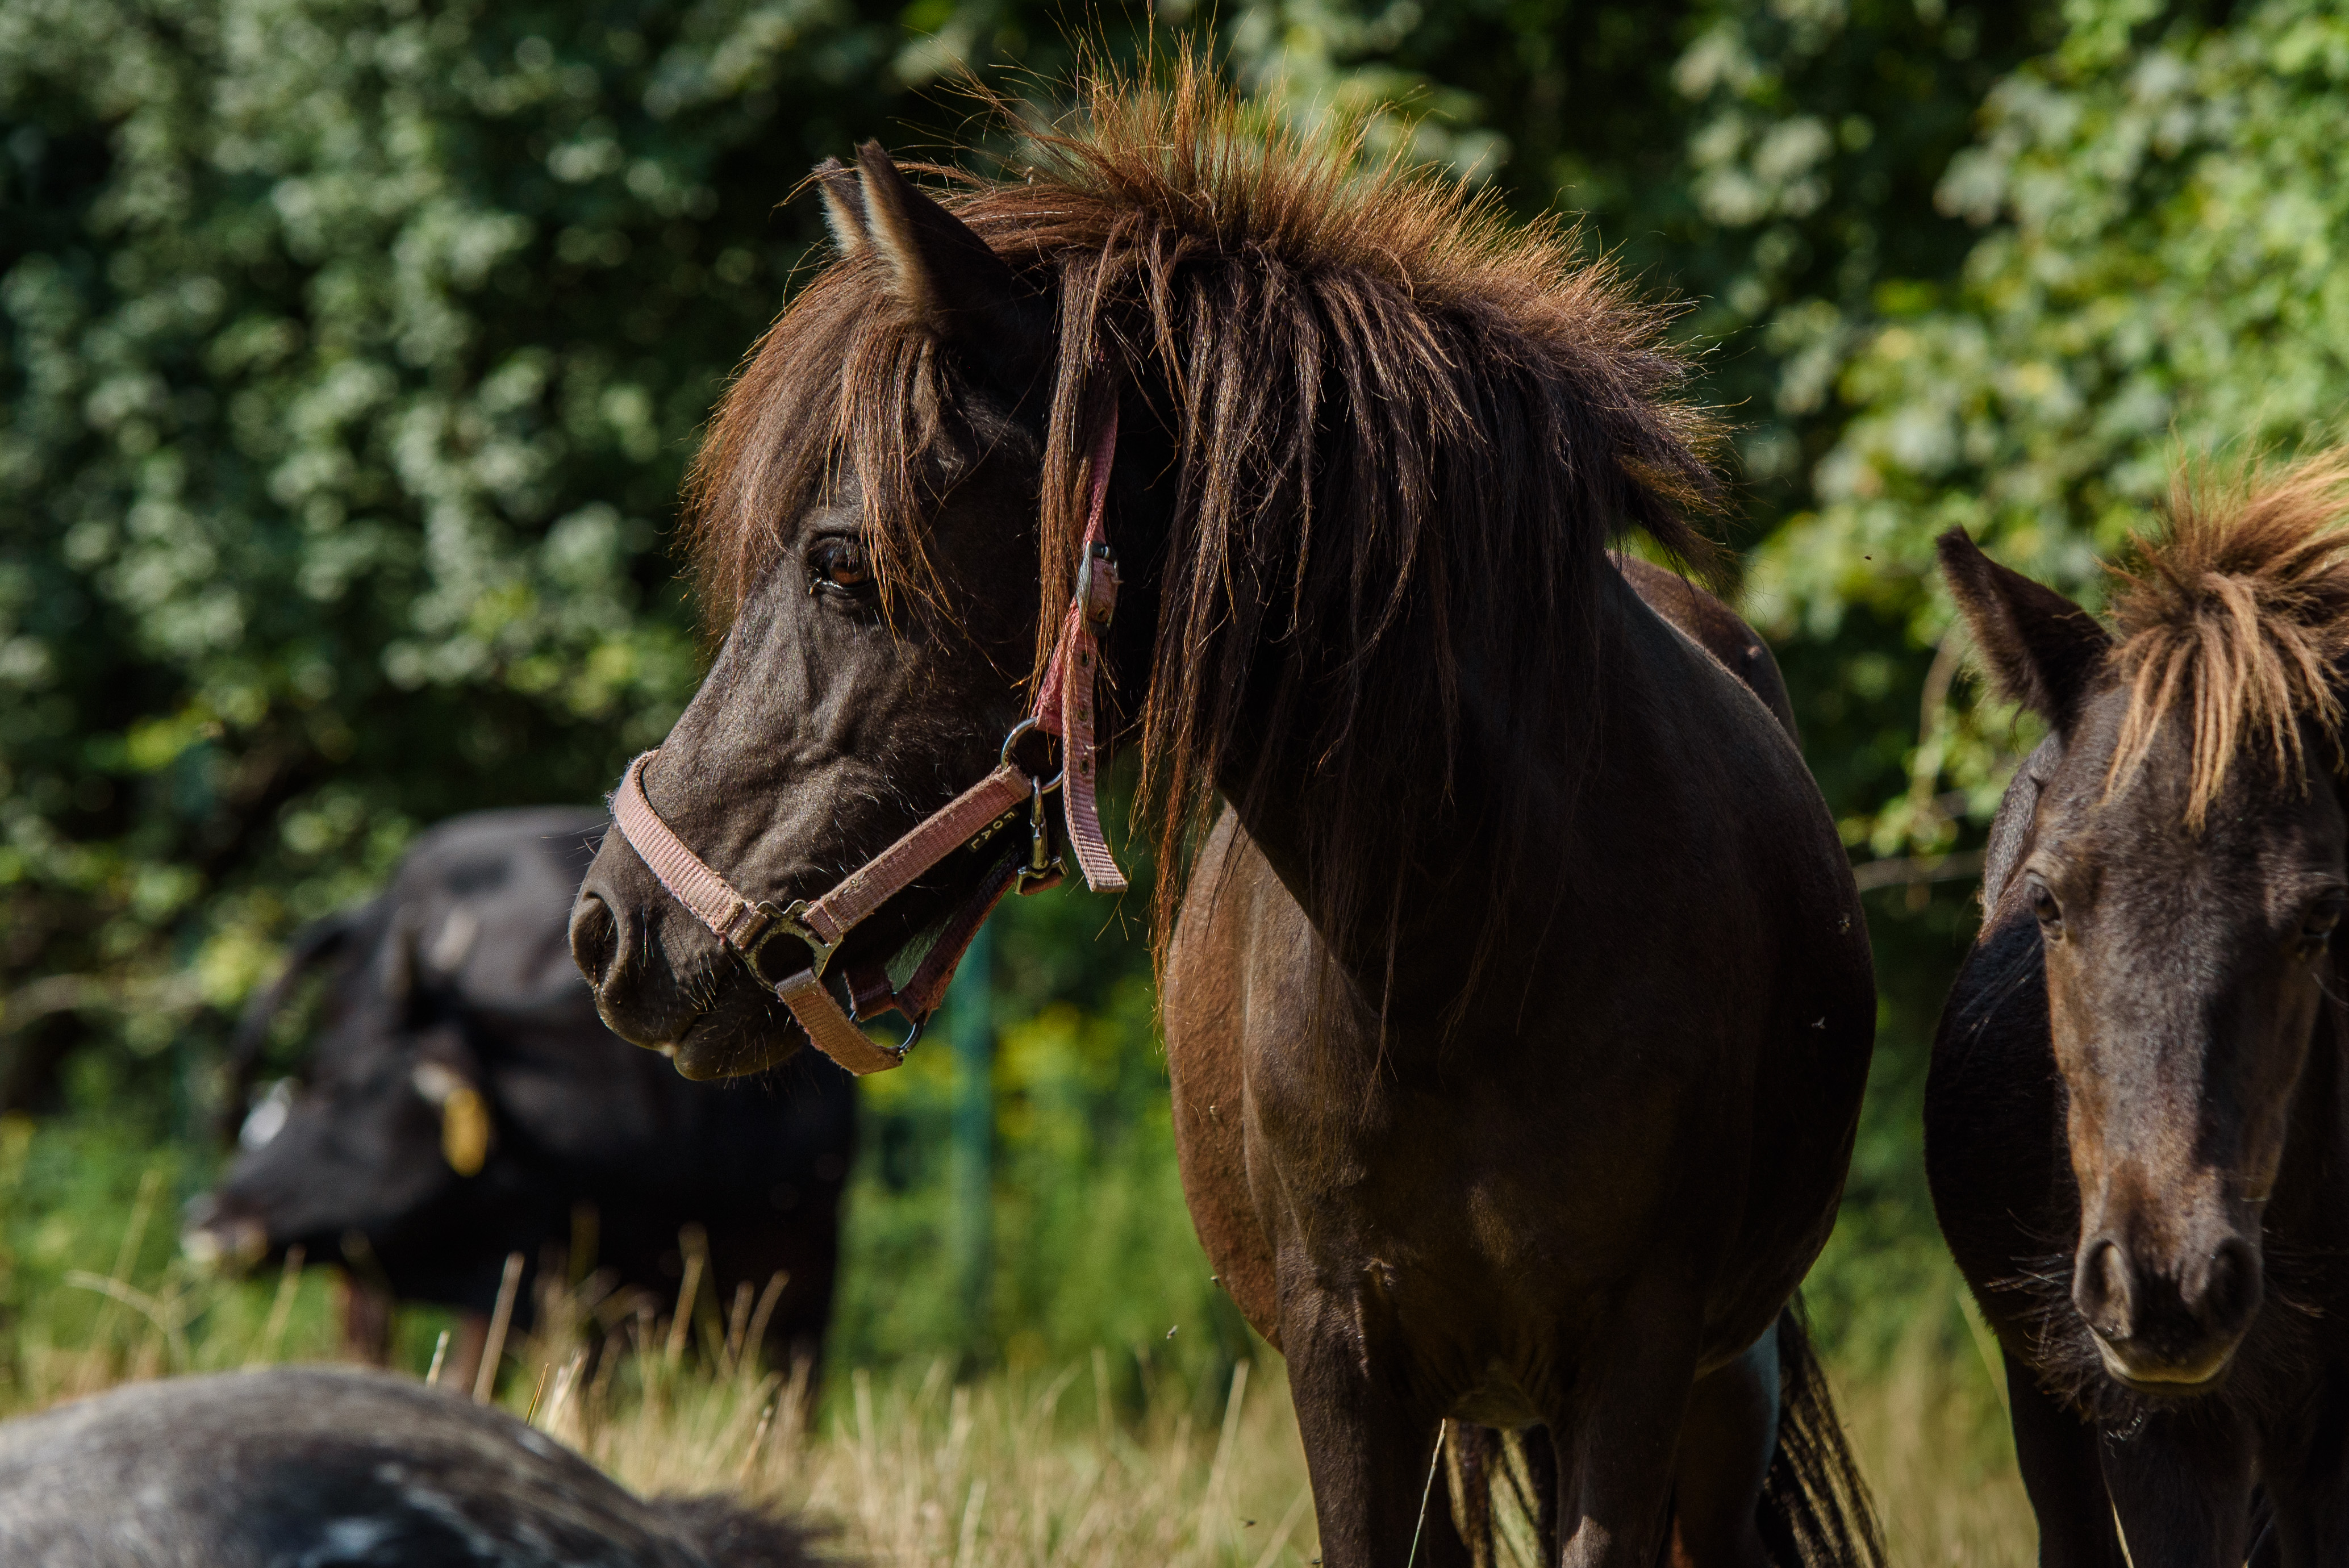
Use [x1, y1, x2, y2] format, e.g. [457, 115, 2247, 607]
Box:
[607, 402, 1128, 1075]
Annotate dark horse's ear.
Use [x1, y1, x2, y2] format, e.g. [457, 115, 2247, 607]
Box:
[813, 143, 1045, 385]
[813, 157, 868, 259]
[1938, 528, 2112, 732]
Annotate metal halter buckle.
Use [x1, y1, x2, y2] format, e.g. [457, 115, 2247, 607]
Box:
[1075, 542, 1118, 633]
[737, 898, 840, 985]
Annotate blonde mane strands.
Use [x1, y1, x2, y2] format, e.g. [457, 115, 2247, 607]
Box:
[2106, 452, 2349, 827]
[684, 56, 1725, 979]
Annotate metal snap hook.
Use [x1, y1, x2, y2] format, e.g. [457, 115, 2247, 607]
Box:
[1019, 776, 1065, 891]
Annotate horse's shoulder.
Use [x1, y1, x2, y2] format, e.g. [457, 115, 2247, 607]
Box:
[1612, 554, 1800, 745]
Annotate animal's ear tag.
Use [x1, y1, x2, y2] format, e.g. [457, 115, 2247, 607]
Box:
[412, 1061, 491, 1177]
[440, 1085, 490, 1178]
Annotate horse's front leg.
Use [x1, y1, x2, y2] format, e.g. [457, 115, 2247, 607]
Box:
[1280, 1282, 1466, 1568]
[2098, 1408, 2255, 1568]
[2000, 1346, 2127, 1568]
[1663, 1325, 1778, 1567]
[1551, 1284, 1701, 1568]
[2261, 1413, 2349, 1566]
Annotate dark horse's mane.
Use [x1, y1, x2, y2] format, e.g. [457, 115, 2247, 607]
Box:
[683, 61, 1723, 976]
[2103, 453, 2349, 827]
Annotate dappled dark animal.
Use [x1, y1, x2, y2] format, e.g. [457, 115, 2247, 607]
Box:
[1929, 456, 2349, 1565]
[569, 66, 1878, 1566]
[0, 1366, 825, 1567]
[189, 809, 854, 1382]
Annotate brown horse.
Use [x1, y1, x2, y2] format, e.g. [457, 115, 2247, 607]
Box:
[1930, 460, 2349, 1566]
[567, 72, 1878, 1566]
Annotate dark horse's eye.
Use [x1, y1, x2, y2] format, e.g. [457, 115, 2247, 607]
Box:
[2027, 878, 2062, 933]
[2298, 895, 2345, 957]
[808, 537, 874, 599]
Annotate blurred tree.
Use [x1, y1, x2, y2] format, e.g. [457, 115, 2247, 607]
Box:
[0, 0, 1155, 1108]
[1750, 0, 2349, 858]
[1208, 0, 2052, 520]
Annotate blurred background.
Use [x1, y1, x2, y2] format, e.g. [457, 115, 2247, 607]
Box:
[2, 0, 2343, 1557]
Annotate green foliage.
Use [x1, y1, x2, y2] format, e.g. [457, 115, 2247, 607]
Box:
[0, 1113, 358, 1399]
[1755, 0, 2349, 855]
[1209, 0, 2052, 519]
[837, 974, 1250, 1384]
[0, 0, 986, 1071]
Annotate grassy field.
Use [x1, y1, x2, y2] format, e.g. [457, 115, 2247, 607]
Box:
[5, 1296, 2035, 1566]
[0, 1184, 2037, 1565]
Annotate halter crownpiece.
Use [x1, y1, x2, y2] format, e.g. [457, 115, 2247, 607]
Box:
[607, 397, 1127, 1075]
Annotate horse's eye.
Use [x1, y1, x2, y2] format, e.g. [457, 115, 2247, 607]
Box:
[2027, 878, 2062, 933]
[2299, 895, 2344, 956]
[808, 537, 874, 598]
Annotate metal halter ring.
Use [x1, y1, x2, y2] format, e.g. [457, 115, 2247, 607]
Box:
[737, 898, 840, 984]
[999, 716, 1065, 795]
[840, 977, 923, 1057]
[846, 986, 926, 1056]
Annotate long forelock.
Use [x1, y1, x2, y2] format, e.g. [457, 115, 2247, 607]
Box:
[683, 260, 966, 634]
[2105, 453, 2349, 827]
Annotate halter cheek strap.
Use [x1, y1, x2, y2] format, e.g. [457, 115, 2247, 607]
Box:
[606, 401, 1126, 1075]
[1033, 398, 1128, 895]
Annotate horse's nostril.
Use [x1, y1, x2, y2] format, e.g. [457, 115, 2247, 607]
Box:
[2075, 1235, 2135, 1338]
[569, 893, 619, 989]
[2200, 1238, 2262, 1333]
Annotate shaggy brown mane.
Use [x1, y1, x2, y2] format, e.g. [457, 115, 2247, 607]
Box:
[682, 59, 1725, 970]
[2106, 453, 2349, 825]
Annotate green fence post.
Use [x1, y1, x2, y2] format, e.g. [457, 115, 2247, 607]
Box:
[946, 920, 995, 1359]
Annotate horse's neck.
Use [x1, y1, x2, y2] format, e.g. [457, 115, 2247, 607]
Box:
[1199, 565, 1642, 1019]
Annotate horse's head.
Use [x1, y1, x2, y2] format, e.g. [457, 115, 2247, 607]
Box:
[1941, 476, 2349, 1391]
[569, 147, 1069, 1078]
[572, 74, 1727, 1078]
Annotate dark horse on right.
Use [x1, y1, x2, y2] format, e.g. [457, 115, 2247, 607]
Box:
[1931, 457, 2349, 1565]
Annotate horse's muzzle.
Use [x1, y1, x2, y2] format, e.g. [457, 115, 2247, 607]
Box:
[2074, 1231, 2262, 1389]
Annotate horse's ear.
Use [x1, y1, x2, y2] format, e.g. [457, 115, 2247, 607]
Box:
[847, 141, 1044, 379]
[1938, 528, 2112, 732]
[813, 157, 867, 258]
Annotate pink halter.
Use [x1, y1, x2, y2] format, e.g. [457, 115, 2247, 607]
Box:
[608, 402, 1127, 1074]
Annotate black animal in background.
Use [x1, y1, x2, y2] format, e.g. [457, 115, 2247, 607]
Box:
[1929, 463, 2349, 1566]
[185, 808, 857, 1387]
[0, 1365, 823, 1567]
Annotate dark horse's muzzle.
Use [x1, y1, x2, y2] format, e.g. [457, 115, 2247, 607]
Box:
[2072, 1225, 2263, 1387]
